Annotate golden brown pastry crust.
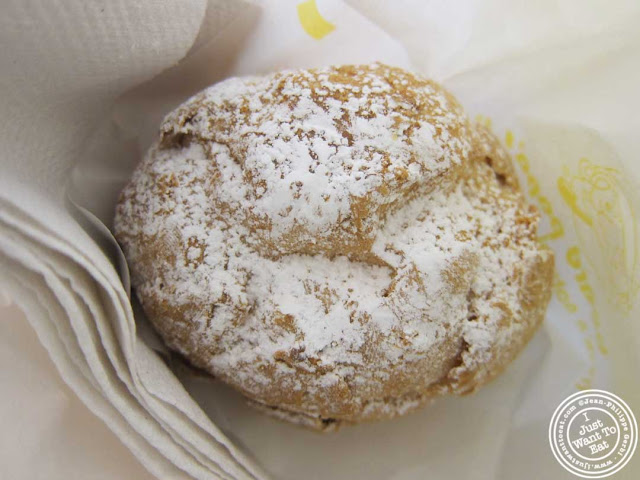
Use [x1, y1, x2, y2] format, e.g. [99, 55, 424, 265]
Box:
[114, 64, 553, 430]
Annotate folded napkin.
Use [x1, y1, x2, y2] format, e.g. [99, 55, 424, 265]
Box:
[1, 1, 639, 479]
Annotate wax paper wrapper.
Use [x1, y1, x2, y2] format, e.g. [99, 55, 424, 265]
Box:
[1, 0, 639, 479]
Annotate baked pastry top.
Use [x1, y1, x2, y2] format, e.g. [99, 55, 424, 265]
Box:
[114, 63, 554, 430]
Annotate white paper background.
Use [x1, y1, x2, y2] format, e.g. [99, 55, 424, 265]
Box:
[2, 0, 639, 479]
[0, 303, 157, 480]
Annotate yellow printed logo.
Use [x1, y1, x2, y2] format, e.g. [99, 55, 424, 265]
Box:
[558, 158, 639, 313]
[297, 0, 335, 40]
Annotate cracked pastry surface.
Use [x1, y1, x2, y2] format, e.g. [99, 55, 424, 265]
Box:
[114, 63, 554, 430]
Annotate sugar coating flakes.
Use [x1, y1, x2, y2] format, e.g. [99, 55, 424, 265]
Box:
[114, 64, 552, 426]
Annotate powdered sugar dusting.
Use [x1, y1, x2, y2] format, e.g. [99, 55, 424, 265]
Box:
[114, 64, 552, 427]
[159, 64, 470, 252]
